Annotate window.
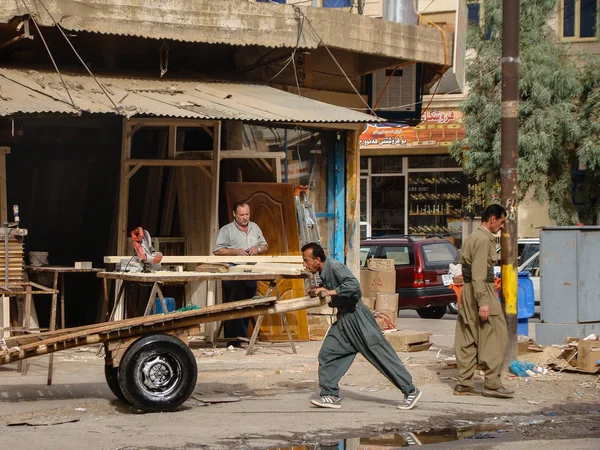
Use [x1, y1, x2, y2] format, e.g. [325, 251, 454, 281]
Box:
[467, 2, 481, 25]
[561, 0, 598, 40]
[322, 0, 352, 7]
[421, 243, 458, 269]
[360, 246, 378, 266]
[382, 246, 414, 266]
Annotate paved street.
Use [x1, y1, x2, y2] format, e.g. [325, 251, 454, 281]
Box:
[1, 312, 597, 450]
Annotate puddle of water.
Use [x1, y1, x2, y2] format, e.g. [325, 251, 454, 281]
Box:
[269, 423, 504, 449]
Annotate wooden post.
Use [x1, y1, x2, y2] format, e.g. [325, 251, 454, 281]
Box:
[117, 119, 132, 255]
[345, 129, 361, 278]
[211, 121, 222, 249]
[0, 147, 10, 224]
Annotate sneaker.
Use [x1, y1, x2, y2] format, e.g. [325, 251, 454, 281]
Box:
[454, 385, 479, 396]
[310, 395, 342, 409]
[397, 387, 422, 410]
[482, 386, 515, 398]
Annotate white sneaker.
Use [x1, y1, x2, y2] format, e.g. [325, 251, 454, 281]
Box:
[310, 395, 342, 409]
[398, 387, 422, 410]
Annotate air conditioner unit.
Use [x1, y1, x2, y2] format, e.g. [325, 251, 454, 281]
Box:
[371, 64, 418, 113]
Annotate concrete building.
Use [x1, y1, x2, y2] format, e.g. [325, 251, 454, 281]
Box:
[0, 0, 451, 329]
[356, 0, 599, 242]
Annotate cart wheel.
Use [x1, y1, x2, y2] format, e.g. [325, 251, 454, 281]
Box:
[104, 364, 129, 403]
[117, 334, 197, 413]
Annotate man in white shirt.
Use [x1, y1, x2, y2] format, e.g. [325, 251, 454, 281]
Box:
[213, 201, 268, 342]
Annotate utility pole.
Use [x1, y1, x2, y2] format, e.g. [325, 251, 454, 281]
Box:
[500, 0, 520, 366]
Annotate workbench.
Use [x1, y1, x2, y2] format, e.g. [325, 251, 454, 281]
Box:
[23, 266, 103, 384]
[97, 270, 310, 355]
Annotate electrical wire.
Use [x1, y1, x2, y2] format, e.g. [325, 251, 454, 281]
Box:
[294, 5, 377, 115]
[18, 0, 75, 107]
[35, 0, 119, 109]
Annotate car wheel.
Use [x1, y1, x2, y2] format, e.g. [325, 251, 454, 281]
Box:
[417, 306, 446, 319]
[118, 333, 198, 413]
[447, 302, 458, 314]
[104, 364, 129, 403]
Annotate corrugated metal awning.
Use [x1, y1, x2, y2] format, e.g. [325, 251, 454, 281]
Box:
[0, 68, 378, 124]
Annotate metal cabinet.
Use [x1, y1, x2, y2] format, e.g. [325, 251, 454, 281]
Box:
[536, 226, 600, 345]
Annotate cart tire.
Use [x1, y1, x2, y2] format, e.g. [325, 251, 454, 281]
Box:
[104, 364, 129, 403]
[117, 333, 197, 412]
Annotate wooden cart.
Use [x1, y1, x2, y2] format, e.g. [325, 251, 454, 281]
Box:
[0, 293, 326, 413]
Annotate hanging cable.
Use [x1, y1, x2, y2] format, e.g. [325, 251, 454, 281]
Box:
[18, 0, 75, 107]
[34, 0, 118, 109]
[412, 0, 449, 116]
[294, 6, 376, 116]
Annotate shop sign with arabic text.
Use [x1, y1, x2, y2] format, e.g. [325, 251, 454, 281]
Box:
[360, 109, 465, 150]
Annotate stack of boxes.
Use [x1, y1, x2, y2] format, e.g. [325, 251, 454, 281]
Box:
[360, 258, 398, 330]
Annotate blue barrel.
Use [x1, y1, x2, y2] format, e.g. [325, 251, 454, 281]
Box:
[496, 272, 535, 336]
[153, 297, 176, 314]
[517, 272, 535, 336]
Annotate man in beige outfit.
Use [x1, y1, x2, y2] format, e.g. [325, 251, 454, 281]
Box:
[454, 204, 514, 398]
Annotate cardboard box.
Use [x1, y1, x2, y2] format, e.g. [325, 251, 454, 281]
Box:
[74, 261, 92, 269]
[366, 258, 395, 271]
[308, 324, 330, 341]
[577, 339, 600, 372]
[360, 269, 396, 298]
[384, 330, 432, 352]
[374, 309, 397, 329]
[308, 315, 331, 326]
[375, 293, 399, 311]
[362, 296, 376, 310]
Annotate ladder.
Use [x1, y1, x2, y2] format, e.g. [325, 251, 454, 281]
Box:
[294, 186, 321, 247]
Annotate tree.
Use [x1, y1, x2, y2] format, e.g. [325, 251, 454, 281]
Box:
[451, 0, 582, 225]
[574, 55, 600, 224]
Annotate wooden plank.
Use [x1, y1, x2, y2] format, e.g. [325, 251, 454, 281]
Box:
[103, 255, 303, 263]
[1, 295, 9, 339]
[117, 118, 131, 255]
[125, 159, 212, 167]
[346, 129, 360, 277]
[1, 295, 326, 363]
[0, 146, 9, 224]
[219, 151, 286, 160]
[127, 118, 219, 128]
[167, 125, 177, 159]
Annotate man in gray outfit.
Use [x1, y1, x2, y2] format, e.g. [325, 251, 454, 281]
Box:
[301, 242, 421, 410]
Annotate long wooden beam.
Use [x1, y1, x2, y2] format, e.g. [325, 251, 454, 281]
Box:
[125, 159, 212, 167]
[1, 295, 325, 364]
[103, 255, 303, 264]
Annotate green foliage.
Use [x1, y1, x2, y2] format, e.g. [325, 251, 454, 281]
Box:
[451, 0, 586, 225]
[574, 55, 600, 223]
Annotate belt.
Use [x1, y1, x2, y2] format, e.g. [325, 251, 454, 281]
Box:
[462, 264, 495, 283]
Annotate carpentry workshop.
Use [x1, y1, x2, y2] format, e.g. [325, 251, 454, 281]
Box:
[0, 80, 370, 411]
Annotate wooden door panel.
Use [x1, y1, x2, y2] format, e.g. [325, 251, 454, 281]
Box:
[226, 182, 308, 342]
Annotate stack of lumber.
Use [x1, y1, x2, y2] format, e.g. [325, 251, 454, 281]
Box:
[0, 238, 24, 283]
[228, 262, 306, 275]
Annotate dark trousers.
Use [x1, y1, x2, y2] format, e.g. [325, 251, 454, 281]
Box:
[318, 301, 415, 397]
[222, 280, 258, 339]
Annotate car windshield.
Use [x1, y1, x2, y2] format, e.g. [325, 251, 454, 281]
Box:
[421, 243, 458, 270]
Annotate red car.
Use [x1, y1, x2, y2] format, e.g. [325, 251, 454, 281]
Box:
[360, 236, 458, 319]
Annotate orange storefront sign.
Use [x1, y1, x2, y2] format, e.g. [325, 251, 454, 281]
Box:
[360, 109, 466, 150]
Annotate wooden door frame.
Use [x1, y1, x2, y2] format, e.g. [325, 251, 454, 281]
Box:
[0, 146, 9, 224]
[115, 119, 364, 275]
